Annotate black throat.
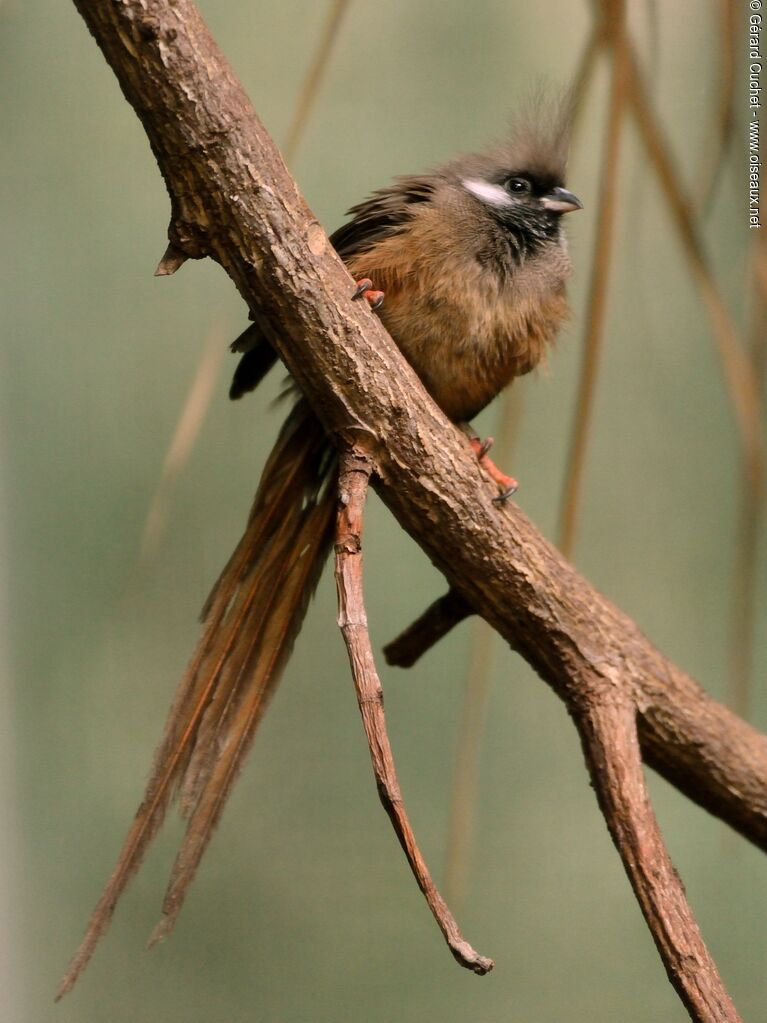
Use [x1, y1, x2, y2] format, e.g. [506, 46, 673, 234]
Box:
[477, 209, 561, 281]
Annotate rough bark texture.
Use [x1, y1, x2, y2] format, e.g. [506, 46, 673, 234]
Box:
[71, 1, 765, 1019]
[576, 700, 738, 1021]
[334, 450, 492, 976]
[383, 588, 472, 668]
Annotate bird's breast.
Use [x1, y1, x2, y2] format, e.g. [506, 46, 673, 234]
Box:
[382, 284, 568, 421]
[345, 221, 571, 423]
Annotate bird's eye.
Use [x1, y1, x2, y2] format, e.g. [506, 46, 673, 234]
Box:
[506, 177, 531, 195]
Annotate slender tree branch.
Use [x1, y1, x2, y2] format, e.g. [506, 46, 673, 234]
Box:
[443, 617, 496, 908]
[138, 320, 226, 566]
[334, 450, 492, 975]
[695, 0, 737, 215]
[282, 0, 351, 164]
[624, 39, 765, 499]
[383, 588, 471, 667]
[558, 0, 628, 555]
[729, 232, 767, 715]
[69, 1, 767, 1016]
[575, 697, 740, 1021]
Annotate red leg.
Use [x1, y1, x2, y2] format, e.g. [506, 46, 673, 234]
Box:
[469, 437, 518, 502]
[352, 278, 385, 310]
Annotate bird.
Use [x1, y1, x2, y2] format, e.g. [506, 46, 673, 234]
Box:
[56, 104, 582, 998]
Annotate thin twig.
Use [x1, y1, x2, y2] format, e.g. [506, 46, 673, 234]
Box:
[282, 0, 351, 165]
[575, 697, 740, 1023]
[138, 319, 227, 566]
[728, 232, 767, 716]
[696, 0, 737, 214]
[569, 21, 605, 131]
[578, 1, 764, 502]
[443, 618, 496, 908]
[334, 449, 492, 976]
[625, 41, 765, 499]
[559, 0, 628, 556]
[383, 589, 471, 667]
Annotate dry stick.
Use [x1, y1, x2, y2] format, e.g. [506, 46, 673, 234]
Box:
[755, 239, 767, 300]
[282, 0, 351, 165]
[582, 1, 765, 498]
[589, 0, 763, 829]
[558, 2, 628, 556]
[155, 242, 188, 276]
[728, 233, 767, 717]
[575, 698, 740, 1023]
[625, 42, 765, 498]
[138, 320, 227, 566]
[442, 619, 496, 908]
[569, 21, 604, 127]
[66, 4, 767, 1016]
[383, 589, 471, 668]
[334, 449, 493, 976]
[696, 0, 737, 215]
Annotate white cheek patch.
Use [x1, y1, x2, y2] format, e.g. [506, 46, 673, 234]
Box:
[462, 178, 513, 208]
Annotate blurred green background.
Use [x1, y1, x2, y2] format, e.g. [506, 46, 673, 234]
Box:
[2, 1, 765, 1021]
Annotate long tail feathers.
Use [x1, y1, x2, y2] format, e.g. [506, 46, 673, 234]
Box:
[56, 401, 334, 999]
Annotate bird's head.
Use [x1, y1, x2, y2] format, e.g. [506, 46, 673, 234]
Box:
[441, 97, 582, 259]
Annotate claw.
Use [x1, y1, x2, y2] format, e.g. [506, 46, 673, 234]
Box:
[352, 278, 385, 310]
[469, 436, 519, 501]
[492, 482, 518, 504]
[352, 278, 373, 300]
[477, 436, 494, 460]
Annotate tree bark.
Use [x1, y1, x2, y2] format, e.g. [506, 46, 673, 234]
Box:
[335, 449, 493, 976]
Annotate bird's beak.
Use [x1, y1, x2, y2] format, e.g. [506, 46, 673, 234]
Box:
[541, 187, 583, 214]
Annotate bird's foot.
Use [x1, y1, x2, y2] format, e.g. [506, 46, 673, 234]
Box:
[469, 436, 518, 503]
[352, 278, 385, 310]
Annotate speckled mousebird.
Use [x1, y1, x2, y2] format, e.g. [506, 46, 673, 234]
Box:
[58, 104, 582, 996]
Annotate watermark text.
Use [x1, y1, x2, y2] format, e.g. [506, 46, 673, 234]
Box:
[749, 4, 762, 227]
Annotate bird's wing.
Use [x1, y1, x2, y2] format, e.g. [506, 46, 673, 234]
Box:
[229, 176, 437, 399]
[330, 175, 436, 262]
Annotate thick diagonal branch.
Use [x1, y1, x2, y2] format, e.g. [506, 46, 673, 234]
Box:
[334, 451, 492, 976]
